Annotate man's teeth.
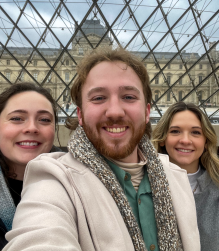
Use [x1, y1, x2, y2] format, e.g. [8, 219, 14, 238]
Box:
[177, 149, 192, 153]
[106, 127, 126, 133]
[19, 142, 39, 146]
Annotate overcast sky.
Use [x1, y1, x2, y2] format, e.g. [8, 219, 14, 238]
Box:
[0, 0, 218, 55]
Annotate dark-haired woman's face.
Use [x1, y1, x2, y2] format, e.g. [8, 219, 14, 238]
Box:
[162, 110, 206, 173]
[0, 91, 55, 172]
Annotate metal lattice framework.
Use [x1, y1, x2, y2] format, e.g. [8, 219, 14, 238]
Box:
[0, 0, 219, 123]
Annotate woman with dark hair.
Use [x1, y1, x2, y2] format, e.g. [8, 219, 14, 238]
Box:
[0, 83, 60, 249]
[152, 101, 219, 251]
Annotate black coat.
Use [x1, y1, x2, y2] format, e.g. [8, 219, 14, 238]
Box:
[0, 218, 8, 250]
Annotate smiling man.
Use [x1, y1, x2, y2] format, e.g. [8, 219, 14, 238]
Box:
[77, 60, 150, 163]
[4, 49, 200, 251]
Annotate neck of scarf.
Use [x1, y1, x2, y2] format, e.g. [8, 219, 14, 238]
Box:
[67, 126, 183, 251]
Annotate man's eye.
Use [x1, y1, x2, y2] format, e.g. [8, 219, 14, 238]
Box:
[94, 97, 104, 100]
[123, 95, 136, 100]
[91, 96, 106, 102]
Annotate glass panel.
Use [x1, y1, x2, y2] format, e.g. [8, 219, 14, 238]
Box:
[0, 0, 218, 123]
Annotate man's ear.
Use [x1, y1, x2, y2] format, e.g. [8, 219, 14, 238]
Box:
[145, 103, 151, 124]
[160, 141, 165, 147]
[77, 107, 83, 126]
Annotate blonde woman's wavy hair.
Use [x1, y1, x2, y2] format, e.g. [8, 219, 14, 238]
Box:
[152, 101, 219, 185]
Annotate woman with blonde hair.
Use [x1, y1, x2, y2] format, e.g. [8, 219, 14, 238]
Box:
[152, 101, 219, 251]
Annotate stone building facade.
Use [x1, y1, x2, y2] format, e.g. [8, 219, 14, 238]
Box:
[0, 19, 218, 108]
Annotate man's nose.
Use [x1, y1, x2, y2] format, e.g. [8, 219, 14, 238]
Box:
[105, 98, 125, 119]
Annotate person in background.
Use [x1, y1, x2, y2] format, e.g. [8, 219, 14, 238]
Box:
[4, 49, 199, 251]
[61, 102, 65, 110]
[65, 102, 69, 112]
[0, 83, 61, 249]
[152, 101, 219, 251]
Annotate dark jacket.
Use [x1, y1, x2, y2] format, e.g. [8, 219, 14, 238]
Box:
[195, 170, 219, 251]
[0, 219, 7, 249]
[0, 161, 16, 251]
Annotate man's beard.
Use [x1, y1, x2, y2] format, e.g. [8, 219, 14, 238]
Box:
[82, 116, 146, 160]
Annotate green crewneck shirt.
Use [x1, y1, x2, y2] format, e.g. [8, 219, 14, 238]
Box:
[105, 159, 159, 251]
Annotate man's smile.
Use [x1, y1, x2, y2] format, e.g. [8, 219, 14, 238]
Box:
[105, 127, 127, 133]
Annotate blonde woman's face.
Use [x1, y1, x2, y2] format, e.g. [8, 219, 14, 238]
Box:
[162, 110, 206, 173]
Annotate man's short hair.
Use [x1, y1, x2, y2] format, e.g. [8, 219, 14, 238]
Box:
[66, 48, 152, 138]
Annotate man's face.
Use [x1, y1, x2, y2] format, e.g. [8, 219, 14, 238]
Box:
[77, 61, 150, 163]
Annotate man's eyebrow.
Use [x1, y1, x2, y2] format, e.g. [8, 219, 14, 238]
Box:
[8, 109, 53, 116]
[87, 85, 140, 97]
[119, 86, 140, 94]
[87, 87, 106, 97]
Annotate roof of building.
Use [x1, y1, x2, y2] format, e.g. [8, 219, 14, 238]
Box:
[0, 19, 200, 60]
[0, 47, 60, 56]
[75, 19, 109, 39]
[132, 51, 200, 60]
[0, 46, 201, 61]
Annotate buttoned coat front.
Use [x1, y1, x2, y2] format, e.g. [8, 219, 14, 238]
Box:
[4, 152, 200, 251]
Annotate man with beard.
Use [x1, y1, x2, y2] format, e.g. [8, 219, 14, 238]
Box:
[4, 49, 200, 251]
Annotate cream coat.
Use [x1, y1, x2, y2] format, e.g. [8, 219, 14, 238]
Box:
[4, 152, 200, 251]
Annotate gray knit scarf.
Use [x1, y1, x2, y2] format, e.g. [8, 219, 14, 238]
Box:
[67, 126, 183, 251]
[0, 166, 16, 231]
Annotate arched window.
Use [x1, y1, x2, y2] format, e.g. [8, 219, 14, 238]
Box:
[167, 91, 171, 101]
[65, 72, 70, 82]
[167, 75, 171, 84]
[198, 75, 203, 84]
[155, 90, 159, 101]
[154, 73, 159, 84]
[198, 91, 203, 101]
[5, 72, 11, 80]
[33, 72, 38, 80]
[179, 91, 183, 101]
[178, 75, 182, 85]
